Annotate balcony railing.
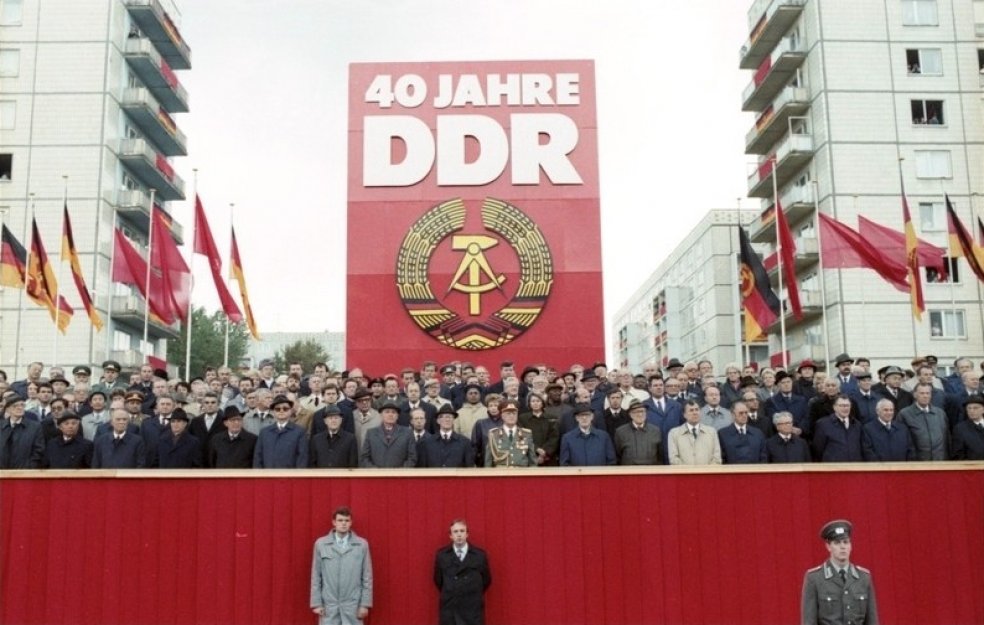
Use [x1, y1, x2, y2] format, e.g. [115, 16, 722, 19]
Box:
[741, 37, 807, 112]
[739, 0, 807, 70]
[744, 86, 810, 154]
[111, 295, 181, 339]
[123, 37, 189, 112]
[118, 138, 186, 201]
[121, 87, 188, 156]
[125, 0, 192, 70]
[115, 189, 184, 244]
[747, 133, 814, 198]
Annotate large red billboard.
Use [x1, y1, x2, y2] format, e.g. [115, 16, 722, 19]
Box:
[347, 60, 604, 374]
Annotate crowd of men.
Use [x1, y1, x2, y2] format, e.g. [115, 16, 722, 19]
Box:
[1, 352, 983, 470]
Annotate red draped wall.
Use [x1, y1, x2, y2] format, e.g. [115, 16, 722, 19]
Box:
[2, 465, 982, 625]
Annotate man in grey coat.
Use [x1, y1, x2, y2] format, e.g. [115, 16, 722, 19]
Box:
[359, 401, 417, 468]
[898, 382, 949, 460]
[311, 506, 373, 625]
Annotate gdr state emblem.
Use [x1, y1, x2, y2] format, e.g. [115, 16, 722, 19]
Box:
[396, 197, 553, 350]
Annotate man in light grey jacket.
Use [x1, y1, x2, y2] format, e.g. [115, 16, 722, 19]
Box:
[311, 506, 373, 625]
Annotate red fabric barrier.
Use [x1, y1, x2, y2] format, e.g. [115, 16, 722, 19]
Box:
[2, 467, 982, 625]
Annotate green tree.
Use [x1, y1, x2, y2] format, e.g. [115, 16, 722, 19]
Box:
[167, 306, 251, 379]
[273, 339, 330, 374]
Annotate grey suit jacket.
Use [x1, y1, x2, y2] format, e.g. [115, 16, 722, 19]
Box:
[359, 424, 417, 468]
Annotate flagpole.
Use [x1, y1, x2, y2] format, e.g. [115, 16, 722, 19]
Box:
[0, 206, 7, 370]
[898, 158, 918, 357]
[105, 204, 118, 362]
[142, 188, 157, 358]
[852, 194, 864, 359]
[14, 193, 34, 379]
[53, 176, 69, 365]
[733, 197, 744, 366]
[944, 186, 957, 359]
[815, 180, 831, 368]
[223, 201, 233, 367]
[184, 170, 198, 380]
[771, 156, 788, 369]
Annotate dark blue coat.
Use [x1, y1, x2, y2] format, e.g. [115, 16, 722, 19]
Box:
[310, 400, 355, 436]
[0, 418, 45, 468]
[642, 397, 683, 465]
[253, 421, 308, 468]
[140, 416, 170, 466]
[398, 401, 437, 432]
[92, 432, 147, 468]
[43, 435, 94, 468]
[418, 431, 475, 468]
[951, 419, 984, 460]
[764, 393, 811, 438]
[766, 434, 811, 463]
[718, 424, 767, 464]
[812, 416, 864, 462]
[944, 392, 982, 431]
[861, 419, 914, 462]
[850, 391, 881, 424]
[559, 427, 615, 466]
[156, 432, 201, 468]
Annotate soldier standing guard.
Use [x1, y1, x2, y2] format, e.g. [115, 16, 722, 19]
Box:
[484, 399, 537, 467]
[802, 519, 879, 625]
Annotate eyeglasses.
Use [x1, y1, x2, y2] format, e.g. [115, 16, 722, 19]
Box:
[272, 406, 291, 412]
[776, 421, 793, 426]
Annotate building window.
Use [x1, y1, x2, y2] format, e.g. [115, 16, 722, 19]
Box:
[914, 150, 951, 178]
[918, 201, 945, 231]
[926, 257, 959, 284]
[0, 100, 13, 130]
[901, 0, 938, 26]
[906, 48, 942, 75]
[0, 49, 18, 76]
[928, 309, 965, 338]
[0, 153, 11, 181]
[0, 0, 23, 26]
[911, 99, 944, 125]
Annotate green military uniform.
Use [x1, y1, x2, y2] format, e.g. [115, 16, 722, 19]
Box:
[484, 426, 538, 467]
[801, 561, 878, 625]
[518, 411, 559, 464]
[91, 360, 129, 395]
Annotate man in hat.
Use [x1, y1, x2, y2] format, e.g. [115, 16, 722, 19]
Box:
[560, 403, 615, 466]
[872, 366, 913, 412]
[92, 360, 127, 396]
[664, 358, 684, 378]
[253, 395, 308, 468]
[0, 394, 45, 468]
[832, 354, 859, 394]
[188, 392, 227, 467]
[433, 518, 492, 625]
[795, 360, 819, 400]
[765, 371, 811, 438]
[209, 406, 257, 469]
[849, 370, 880, 424]
[951, 395, 984, 460]
[419, 404, 474, 468]
[802, 520, 878, 625]
[614, 399, 662, 465]
[155, 408, 201, 468]
[351, 388, 381, 450]
[92, 409, 147, 468]
[485, 399, 537, 467]
[80, 390, 111, 441]
[309, 405, 358, 468]
[43, 410, 93, 468]
[359, 401, 416, 468]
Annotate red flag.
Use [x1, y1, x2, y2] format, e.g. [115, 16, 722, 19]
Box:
[193, 196, 243, 322]
[818, 213, 909, 292]
[26, 218, 58, 321]
[1, 224, 27, 288]
[902, 192, 925, 321]
[774, 200, 802, 319]
[112, 229, 175, 324]
[151, 207, 191, 322]
[56, 295, 74, 334]
[61, 204, 104, 331]
[858, 216, 947, 280]
[229, 226, 260, 340]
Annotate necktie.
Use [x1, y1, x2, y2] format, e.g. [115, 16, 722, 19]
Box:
[444, 434, 450, 441]
[415, 433, 421, 442]
[691, 427, 698, 438]
[508, 430, 514, 442]
[313, 398, 320, 407]
[739, 426, 745, 436]
[456, 548, 464, 561]
[839, 569, 847, 583]
[658, 399, 664, 412]
[977, 422, 984, 431]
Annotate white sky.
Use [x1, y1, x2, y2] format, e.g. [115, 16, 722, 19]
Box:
[169, 0, 755, 356]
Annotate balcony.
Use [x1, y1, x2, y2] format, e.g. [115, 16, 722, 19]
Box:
[118, 139, 186, 201]
[123, 38, 189, 113]
[120, 88, 188, 156]
[745, 86, 810, 154]
[747, 133, 813, 198]
[749, 184, 816, 243]
[741, 38, 807, 112]
[765, 289, 824, 334]
[124, 0, 191, 70]
[111, 295, 181, 339]
[763, 236, 819, 275]
[115, 189, 185, 244]
[739, 0, 807, 69]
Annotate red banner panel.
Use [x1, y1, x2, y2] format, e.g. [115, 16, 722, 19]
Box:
[1, 466, 982, 625]
[346, 61, 604, 373]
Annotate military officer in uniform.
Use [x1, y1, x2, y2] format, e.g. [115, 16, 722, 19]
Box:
[802, 519, 878, 625]
[484, 399, 537, 467]
[91, 360, 128, 395]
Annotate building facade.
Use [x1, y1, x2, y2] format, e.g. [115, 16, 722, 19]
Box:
[739, 0, 984, 371]
[0, 0, 191, 377]
[612, 210, 763, 373]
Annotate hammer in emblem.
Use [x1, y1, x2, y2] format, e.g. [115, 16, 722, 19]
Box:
[447, 235, 506, 316]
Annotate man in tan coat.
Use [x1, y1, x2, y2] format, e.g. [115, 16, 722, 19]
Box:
[668, 400, 722, 465]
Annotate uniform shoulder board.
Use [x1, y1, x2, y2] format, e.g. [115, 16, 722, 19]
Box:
[520, 427, 533, 434]
[855, 565, 871, 573]
[806, 565, 823, 573]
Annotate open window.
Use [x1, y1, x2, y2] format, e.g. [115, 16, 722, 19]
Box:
[911, 99, 944, 125]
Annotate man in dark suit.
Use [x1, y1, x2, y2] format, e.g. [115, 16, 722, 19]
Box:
[766, 411, 811, 463]
[812, 395, 863, 462]
[861, 398, 914, 462]
[309, 405, 358, 468]
[92, 409, 147, 468]
[943, 371, 982, 431]
[765, 371, 811, 438]
[399, 382, 437, 431]
[0, 394, 45, 469]
[831, 353, 859, 395]
[741, 390, 773, 438]
[188, 392, 226, 466]
[209, 406, 257, 468]
[718, 400, 767, 464]
[614, 400, 662, 465]
[155, 409, 201, 468]
[43, 411, 93, 469]
[359, 401, 416, 468]
[419, 405, 474, 468]
[850, 371, 880, 424]
[433, 519, 491, 625]
[642, 377, 683, 465]
[872, 366, 913, 412]
[952, 395, 984, 460]
[253, 395, 308, 468]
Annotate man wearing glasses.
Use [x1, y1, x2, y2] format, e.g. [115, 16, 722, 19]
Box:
[766, 411, 811, 463]
[253, 395, 308, 468]
[189, 392, 227, 467]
